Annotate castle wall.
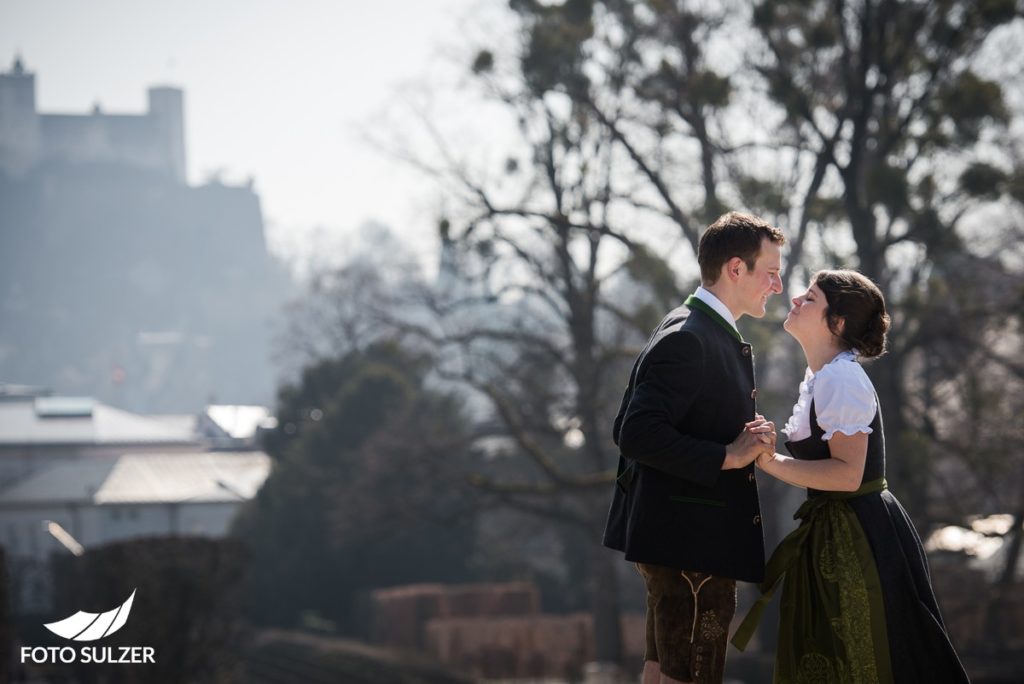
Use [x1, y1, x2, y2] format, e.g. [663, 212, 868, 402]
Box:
[0, 60, 186, 183]
[0, 62, 40, 176]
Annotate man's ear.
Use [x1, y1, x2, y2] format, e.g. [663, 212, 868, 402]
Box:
[725, 256, 746, 282]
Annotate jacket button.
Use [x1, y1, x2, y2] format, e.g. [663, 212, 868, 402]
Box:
[742, 346, 751, 356]
[753, 515, 761, 525]
[751, 388, 757, 399]
[748, 472, 755, 482]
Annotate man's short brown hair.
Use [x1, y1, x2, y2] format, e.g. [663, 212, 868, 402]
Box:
[697, 212, 785, 285]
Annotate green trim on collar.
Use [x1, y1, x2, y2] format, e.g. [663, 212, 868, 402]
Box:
[684, 295, 743, 343]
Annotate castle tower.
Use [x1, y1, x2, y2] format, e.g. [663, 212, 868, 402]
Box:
[0, 56, 40, 177]
[147, 86, 186, 184]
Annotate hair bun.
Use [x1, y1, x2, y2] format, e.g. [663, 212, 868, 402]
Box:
[853, 307, 890, 359]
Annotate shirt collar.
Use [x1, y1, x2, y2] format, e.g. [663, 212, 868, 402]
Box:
[803, 349, 858, 392]
[694, 286, 739, 334]
[815, 349, 858, 373]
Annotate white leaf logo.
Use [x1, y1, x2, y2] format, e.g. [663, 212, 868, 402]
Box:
[43, 589, 137, 641]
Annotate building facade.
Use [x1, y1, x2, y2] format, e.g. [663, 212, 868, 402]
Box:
[0, 385, 272, 613]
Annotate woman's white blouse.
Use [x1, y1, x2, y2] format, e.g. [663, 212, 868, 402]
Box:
[782, 350, 877, 442]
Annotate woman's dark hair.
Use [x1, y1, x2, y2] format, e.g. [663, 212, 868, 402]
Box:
[813, 269, 890, 359]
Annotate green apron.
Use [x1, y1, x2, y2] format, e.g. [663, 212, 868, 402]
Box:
[732, 478, 893, 683]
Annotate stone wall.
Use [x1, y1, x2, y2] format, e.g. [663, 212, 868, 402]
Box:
[368, 582, 540, 651]
[367, 582, 645, 679]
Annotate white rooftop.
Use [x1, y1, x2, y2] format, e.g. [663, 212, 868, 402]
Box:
[0, 451, 271, 506]
[0, 395, 197, 446]
[203, 404, 271, 440]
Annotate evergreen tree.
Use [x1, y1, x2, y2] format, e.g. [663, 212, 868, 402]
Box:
[233, 342, 479, 633]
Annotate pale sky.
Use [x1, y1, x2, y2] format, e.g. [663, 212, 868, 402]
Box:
[0, 0, 514, 273]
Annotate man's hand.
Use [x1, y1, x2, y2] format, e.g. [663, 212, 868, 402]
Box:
[723, 415, 776, 470]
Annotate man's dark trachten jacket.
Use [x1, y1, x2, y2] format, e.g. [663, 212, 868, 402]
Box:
[603, 298, 766, 583]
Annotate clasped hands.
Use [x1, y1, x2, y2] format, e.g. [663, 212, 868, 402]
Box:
[724, 413, 777, 470]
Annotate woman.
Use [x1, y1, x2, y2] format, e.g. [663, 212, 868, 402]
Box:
[730, 270, 969, 683]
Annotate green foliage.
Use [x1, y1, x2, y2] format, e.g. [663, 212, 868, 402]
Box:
[233, 342, 478, 632]
[973, 0, 1019, 26]
[903, 205, 964, 257]
[514, 0, 595, 96]
[737, 174, 790, 216]
[631, 302, 667, 338]
[760, 66, 810, 120]
[915, 175, 937, 204]
[959, 162, 1008, 199]
[806, 15, 839, 49]
[751, 1, 776, 29]
[938, 71, 1008, 143]
[746, 0, 1019, 290]
[804, 195, 845, 224]
[261, 343, 426, 461]
[689, 69, 731, 108]
[50, 538, 247, 684]
[1009, 168, 1024, 204]
[623, 243, 683, 309]
[623, 3, 735, 119]
[867, 164, 910, 214]
[640, 60, 731, 111]
[909, 207, 943, 244]
[472, 50, 494, 75]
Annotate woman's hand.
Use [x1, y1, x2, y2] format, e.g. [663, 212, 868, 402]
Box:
[755, 449, 777, 469]
[751, 413, 776, 451]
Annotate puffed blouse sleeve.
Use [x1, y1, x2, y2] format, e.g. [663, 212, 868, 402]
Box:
[813, 360, 876, 441]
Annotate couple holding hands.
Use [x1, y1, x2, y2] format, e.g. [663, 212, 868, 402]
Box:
[604, 212, 969, 683]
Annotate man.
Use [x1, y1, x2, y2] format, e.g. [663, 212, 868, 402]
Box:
[603, 211, 784, 684]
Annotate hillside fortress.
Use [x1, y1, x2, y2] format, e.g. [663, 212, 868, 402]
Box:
[0, 56, 291, 413]
[0, 56, 186, 183]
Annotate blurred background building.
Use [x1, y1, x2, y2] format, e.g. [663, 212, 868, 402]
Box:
[0, 57, 293, 415]
[0, 383, 272, 614]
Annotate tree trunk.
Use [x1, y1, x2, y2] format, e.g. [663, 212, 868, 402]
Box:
[588, 537, 624, 665]
[0, 547, 10, 684]
[998, 510, 1024, 588]
[980, 509, 1024, 654]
